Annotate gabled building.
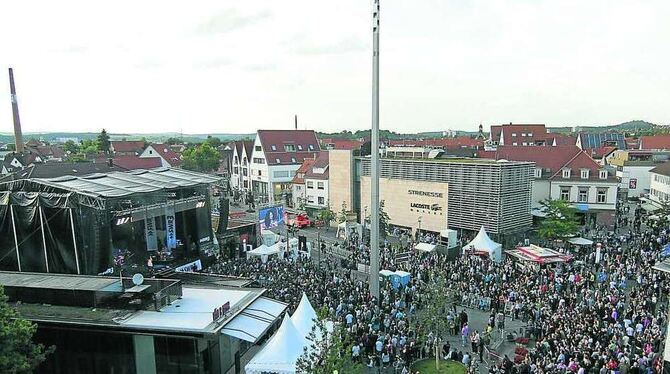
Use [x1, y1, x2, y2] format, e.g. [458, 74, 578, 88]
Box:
[547, 133, 577, 147]
[303, 152, 329, 212]
[229, 141, 254, 192]
[488, 124, 547, 147]
[249, 130, 320, 204]
[1, 151, 43, 174]
[139, 144, 181, 167]
[639, 135, 670, 151]
[110, 140, 146, 156]
[576, 133, 626, 150]
[291, 158, 316, 209]
[480, 145, 618, 227]
[321, 139, 363, 150]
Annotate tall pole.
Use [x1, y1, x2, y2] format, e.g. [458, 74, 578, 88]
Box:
[369, 0, 381, 300]
[8, 68, 24, 154]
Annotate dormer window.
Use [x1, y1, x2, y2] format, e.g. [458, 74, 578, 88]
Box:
[562, 169, 571, 178]
[291, 157, 296, 163]
[275, 158, 280, 164]
[528, 133, 533, 137]
[297, 145, 303, 150]
[285, 144, 296, 152]
[580, 169, 590, 179]
[511, 133, 517, 137]
[271, 145, 277, 151]
[599, 170, 608, 179]
[308, 144, 314, 151]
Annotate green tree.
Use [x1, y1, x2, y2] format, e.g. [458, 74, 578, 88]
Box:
[409, 275, 450, 371]
[63, 140, 80, 155]
[537, 199, 580, 240]
[379, 200, 390, 239]
[182, 143, 221, 173]
[140, 137, 149, 149]
[97, 129, 111, 156]
[0, 286, 53, 373]
[166, 137, 181, 146]
[68, 153, 89, 163]
[80, 139, 99, 156]
[205, 135, 222, 148]
[318, 204, 336, 231]
[337, 201, 348, 224]
[296, 308, 362, 374]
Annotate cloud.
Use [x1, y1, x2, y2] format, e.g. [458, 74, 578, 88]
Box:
[291, 36, 367, 56]
[133, 59, 164, 69]
[243, 63, 277, 72]
[195, 9, 272, 35]
[194, 58, 234, 69]
[51, 45, 89, 54]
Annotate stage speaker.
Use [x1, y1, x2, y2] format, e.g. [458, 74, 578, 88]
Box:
[298, 235, 307, 252]
[218, 197, 229, 234]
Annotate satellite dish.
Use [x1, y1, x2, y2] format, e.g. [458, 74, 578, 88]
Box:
[132, 273, 144, 286]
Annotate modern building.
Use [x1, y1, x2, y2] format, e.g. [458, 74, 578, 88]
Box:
[249, 130, 320, 205]
[608, 150, 670, 198]
[303, 152, 329, 212]
[229, 141, 254, 192]
[139, 144, 182, 167]
[328, 152, 533, 238]
[1, 271, 286, 374]
[649, 162, 670, 207]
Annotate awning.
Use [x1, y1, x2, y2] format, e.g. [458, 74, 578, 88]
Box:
[221, 297, 287, 343]
[641, 202, 660, 212]
[568, 237, 594, 246]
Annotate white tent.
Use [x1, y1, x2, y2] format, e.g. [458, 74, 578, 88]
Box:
[291, 293, 318, 339]
[245, 314, 307, 374]
[415, 242, 436, 252]
[568, 237, 594, 246]
[246, 244, 281, 263]
[462, 226, 503, 263]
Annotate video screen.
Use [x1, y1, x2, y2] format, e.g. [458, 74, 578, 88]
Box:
[259, 205, 284, 230]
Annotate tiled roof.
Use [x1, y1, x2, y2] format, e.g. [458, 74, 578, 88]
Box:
[639, 135, 670, 150]
[109, 156, 163, 170]
[499, 124, 547, 145]
[257, 130, 320, 165]
[387, 137, 482, 149]
[489, 125, 502, 142]
[577, 133, 625, 149]
[549, 151, 614, 181]
[549, 134, 576, 146]
[589, 146, 617, 159]
[478, 146, 581, 177]
[650, 161, 670, 177]
[147, 144, 182, 167]
[324, 139, 363, 150]
[291, 159, 316, 184]
[304, 152, 329, 180]
[111, 141, 145, 153]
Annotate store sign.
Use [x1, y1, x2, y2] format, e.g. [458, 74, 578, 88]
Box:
[408, 189, 444, 198]
[410, 203, 442, 211]
[165, 205, 177, 249]
[175, 259, 202, 273]
[212, 301, 231, 321]
[145, 217, 157, 251]
[629, 178, 637, 189]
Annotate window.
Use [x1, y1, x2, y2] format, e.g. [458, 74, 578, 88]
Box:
[522, 142, 527, 146]
[317, 182, 324, 190]
[242, 158, 247, 166]
[512, 133, 517, 137]
[308, 144, 314, 150]
[273, 170, 290, 178]
[307, 196, 315, 203]
[528, 133, 533, 137]
[271, 145, 277, 151]
[242, 168, 248, 176]
[291, 157, 296, 163]
[580, 169, 589, 179]
[255, 146, 261, 151]
[297, 145, 303, 150]
[534, 168, 542, 178]
[578, 188, 588, 202]
[234, 156, 239, 164]
[318, 197, 325, 205]
[243, 180, 248, 188]
[253, 158, 265, 164]
[257, 170, 261, 176]
[512, 142, 518, 146]
[560, 187, 570, 201]
[562, 169, 571, 178]
[275, 158, 281, 164]
[285, 144, 296, 152]
[233, 167, 239, 174]
[597, 189, 607, 203]
[307, 181, 314, 189]
[599, 170, 607, 179]
[521, 133, 526, 137]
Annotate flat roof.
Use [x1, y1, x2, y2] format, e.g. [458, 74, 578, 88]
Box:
[0, 271, 120, 292]
[360, 156, 533, 165]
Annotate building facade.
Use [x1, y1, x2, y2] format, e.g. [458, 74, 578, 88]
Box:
[650, 162, 670, 206]
[229, 141, 253, 192]
[303, 152, 329, 212]
[608, 150, 670, 198]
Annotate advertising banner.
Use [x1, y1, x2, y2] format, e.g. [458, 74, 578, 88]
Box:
[259, 205, 285, 230]
[165, 205, 177, 249]
[145, 216, 157, 251]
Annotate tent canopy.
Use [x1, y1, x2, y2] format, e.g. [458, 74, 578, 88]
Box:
[247, 244, 280, 257]
[415, 242, 436, 252]
[291, 293, 318, 339]
[568, 237, 594, 246]
[245, 314, 307, 374]
[463, 226, 503, 262]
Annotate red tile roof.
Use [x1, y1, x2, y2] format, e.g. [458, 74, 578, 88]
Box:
[324, 139, 363, 150]
[479, 146, 581, 177]
[304, 152, 329, 180]
[549, 150, 609, 180]
[257, 130, 320, 165]
[639, 135, 670, 150]
[387, 137, 482, 149]
[499, 124, 547, 146]
[548, 134, 576, 146]
[589, 146, 617, 159]
[111, 141, 145, 153]
[147, 144, 182, 167]
[291, 158, 316, 184]
[110, 156, 162, 170]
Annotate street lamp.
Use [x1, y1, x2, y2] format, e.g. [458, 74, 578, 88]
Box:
[417, 216, 422, 243]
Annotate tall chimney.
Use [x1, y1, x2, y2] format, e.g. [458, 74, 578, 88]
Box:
[294, 114, 298, 130]
[8, 68, 24, 153]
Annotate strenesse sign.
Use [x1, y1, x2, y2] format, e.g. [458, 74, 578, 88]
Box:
[408, 189, 444, 198]
[408, 190, 444, 211]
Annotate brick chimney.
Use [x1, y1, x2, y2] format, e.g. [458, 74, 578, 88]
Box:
[8, 68, 24, 154]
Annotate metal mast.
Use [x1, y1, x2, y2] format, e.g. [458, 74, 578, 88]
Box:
[369, 0, 381, 300]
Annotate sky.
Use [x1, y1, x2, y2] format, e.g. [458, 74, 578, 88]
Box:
[0, 0, 668, 135]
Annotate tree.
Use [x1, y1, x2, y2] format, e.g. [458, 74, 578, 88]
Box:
[80, 139, 99, 156]
[318, 204, 336, 231]
[68, 153, 88, 163]
[182, 143, 221, 173]
[0, 286, 53, 373]
[140, 137, 149, 149]
[409, 275, 450, 371]
[537, 199, 580, 240]
[379, 200, 390, 239]
[166, 137, 181, 146]
[205, 135, 222, 148]
[337, 201, 348, 224]
[97, 129, 111, 156]
[296, 308, 362, 374]
[63, 140, 80, 155]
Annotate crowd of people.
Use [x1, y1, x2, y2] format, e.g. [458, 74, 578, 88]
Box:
[205, 203, 669, 373]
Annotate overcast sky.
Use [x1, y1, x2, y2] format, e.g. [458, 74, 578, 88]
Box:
[0, 0, 668, 135]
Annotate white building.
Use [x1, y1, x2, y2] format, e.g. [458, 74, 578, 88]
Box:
[650, 162, 670, 206]
[229, 141, 254, 192]
[139, 144, 181, 167]
[291, 159, 316, 209]
[249, 130, 320, 205]
[608, 150, 670, 198]
[303, 152, 329, 211]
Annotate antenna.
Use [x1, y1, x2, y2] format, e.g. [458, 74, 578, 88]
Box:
[294, 114, 298, 130]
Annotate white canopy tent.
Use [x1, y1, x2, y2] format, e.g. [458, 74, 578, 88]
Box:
[246, 244, 281, 263]
[462, 226, 503, 263]
[245, 314, 307, 374]
[415, 242, 436, 252]
[568, 237, 594, 246]
[291, 293, 318, 339]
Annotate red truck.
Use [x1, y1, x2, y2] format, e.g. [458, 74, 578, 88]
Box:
[287, 212, 313, 228]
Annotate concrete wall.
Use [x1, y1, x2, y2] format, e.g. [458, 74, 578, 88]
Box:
[360, 176, 448, 233]
[531, 179, 551, 206]
[328, 150, 354, 212]
[650, 172, 670, 204]
[617, 165, 653, 197]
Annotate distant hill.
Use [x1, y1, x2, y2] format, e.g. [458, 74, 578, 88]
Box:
[574, 120, 657, 133]
[0, 132, 254, 144]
